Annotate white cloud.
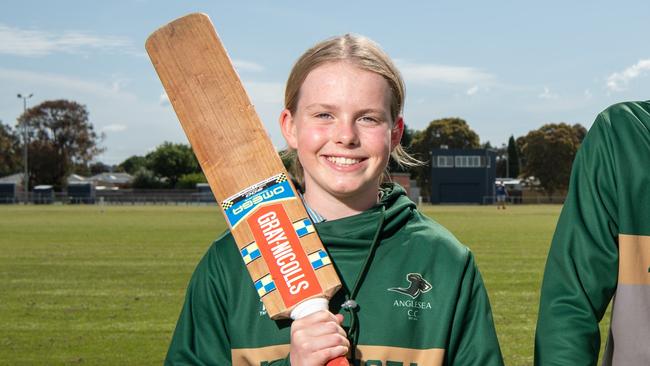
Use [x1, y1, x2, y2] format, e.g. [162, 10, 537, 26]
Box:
[606, 59, 650, 92]
[466, 85, 479, 96]
[156, 81, 282, 108]
[538, 87, 558, 99]
[233, 60, 264, 72]
[159, 91, 170, 106]
[111, 77, 130, 93]
[396, 60, 496, 85]
[243, 80, 285, 104]
[0, 67, 136, 101]
[0, 23, 133, 56]
[102, 124, 127, 132]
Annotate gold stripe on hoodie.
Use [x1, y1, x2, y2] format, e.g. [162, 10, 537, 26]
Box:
[618, 234, 650, 285]
[231, 344, 445, 365]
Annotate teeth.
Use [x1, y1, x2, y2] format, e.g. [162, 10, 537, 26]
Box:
[326, 156, 360, 166]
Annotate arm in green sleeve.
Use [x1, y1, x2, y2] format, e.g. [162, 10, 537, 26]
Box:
[534, 117, 619, 366]
[447, 252, 504, 366]
[165, 247, 233, 366]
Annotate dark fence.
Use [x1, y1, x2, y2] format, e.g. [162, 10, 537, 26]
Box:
[482, 195, 566, 205]
[5, 189, 216, 205]
[4, 189, 566, 206]
[97, 189, 215, 204]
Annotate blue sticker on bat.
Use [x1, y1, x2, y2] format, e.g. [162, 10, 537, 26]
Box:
[221, 173, 295, 228]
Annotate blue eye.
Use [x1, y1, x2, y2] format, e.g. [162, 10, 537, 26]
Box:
[359, 116, 379, 124]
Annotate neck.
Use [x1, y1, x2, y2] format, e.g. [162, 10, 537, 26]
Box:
[303, 186, 379, 221]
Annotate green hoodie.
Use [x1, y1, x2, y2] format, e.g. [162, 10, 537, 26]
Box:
[165, 184, 504, 365]
[535, 101, 650, 365]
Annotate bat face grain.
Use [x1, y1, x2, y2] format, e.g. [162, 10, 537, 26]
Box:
[146, 13, 341, 319]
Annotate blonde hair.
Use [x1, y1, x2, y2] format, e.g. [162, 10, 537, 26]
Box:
[282, 33, 421, 186]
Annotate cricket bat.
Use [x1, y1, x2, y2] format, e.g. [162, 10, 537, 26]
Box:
[146, 13, 348, 365]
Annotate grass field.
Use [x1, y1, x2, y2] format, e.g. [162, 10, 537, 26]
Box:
[0, 204, 610, 365]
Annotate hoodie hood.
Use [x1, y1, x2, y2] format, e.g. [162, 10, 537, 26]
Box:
[315, 183, 416, 247]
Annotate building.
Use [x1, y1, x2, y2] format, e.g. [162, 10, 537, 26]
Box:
[67, 182, 96, 204]
[0, 173, 24, 188]
[429, 148, 496, 204]
[0, 182, 17, 203]
[88, 172, 133, 190]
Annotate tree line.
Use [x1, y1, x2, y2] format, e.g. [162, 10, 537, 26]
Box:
[0, 99, 587, 196]
[0, 99, 205, 190]
[404, 117, 586, 198]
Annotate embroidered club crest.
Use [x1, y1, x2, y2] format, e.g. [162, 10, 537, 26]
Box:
[388, 273, 432, 299]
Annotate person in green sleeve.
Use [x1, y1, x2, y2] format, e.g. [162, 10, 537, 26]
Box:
[535, 101, 650, 365]
[165, 33, 504, 366]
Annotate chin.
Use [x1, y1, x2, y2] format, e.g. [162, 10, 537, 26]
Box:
[327, 181, 376, 198]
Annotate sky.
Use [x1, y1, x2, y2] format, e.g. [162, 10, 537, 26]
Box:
[1, 1, 648, 165]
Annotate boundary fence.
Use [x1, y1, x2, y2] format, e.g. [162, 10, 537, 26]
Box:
[482, 195, 566, 205]
[2, 191, 567, 205]
[2, 190, 216, 205]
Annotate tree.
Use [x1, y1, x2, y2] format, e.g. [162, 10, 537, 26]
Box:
[176, 172, 208, 189]
[507, 135, 520, 178]
[495, 144, 508, 178]
[410, 118, 480, 198]
[119, 155, 148, 175]
[146, 142, 200, 188]
[0, 123, 21, 177]
[18, 100, 104, 189]
[89, 162, 112, 175]
[482, 141, 494, 149]
[515, 135, 527, 173]
[521, 123, 581, 198]
[28, 140, 60, 187]
[572, 123, 588, 143]
[132, 167, 165, 189]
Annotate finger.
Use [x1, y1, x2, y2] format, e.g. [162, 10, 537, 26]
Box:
[292, 319, 347, 339]
[295, 328, 350, 350]
[290, 344, 348, 366]
[313, 345, 349, 365]
[291, 310, 342, 334]
[292, 310, 338, 327]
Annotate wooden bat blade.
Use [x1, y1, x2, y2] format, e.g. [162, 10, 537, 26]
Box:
[145, 13, 276, 195]
[145, 13, 342, 320]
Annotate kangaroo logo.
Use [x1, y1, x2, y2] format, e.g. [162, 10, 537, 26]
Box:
[388, 273, 432, 299]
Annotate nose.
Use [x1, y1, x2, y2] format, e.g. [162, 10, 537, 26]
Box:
[333, 119, 359, 147]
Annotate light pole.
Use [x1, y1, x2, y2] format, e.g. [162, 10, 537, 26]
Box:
[17, 93, 33, 203]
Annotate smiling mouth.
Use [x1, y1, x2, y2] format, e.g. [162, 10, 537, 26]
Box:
[325, 156, 363, 166]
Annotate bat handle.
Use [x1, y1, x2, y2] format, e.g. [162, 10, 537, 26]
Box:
[291, 298, 350, 366]
[326, 356, 349, 366]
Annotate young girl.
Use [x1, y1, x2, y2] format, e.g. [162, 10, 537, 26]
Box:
[165, 34, 504, 366]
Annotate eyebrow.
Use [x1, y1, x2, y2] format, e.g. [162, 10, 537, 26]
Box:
[303, 104, 387, 116]
[303, 103, 338, 111]
[356, 108, 388, 116]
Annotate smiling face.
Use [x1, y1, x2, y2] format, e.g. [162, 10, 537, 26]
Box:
[280, 61, 403, 218]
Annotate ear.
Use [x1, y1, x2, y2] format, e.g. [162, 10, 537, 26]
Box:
[391, 116, 405, 149]
[279, 109, 298, 149]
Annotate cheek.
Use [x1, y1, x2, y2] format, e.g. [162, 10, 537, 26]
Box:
[296, 125, 328, 150]
[363, 129, 393, 156]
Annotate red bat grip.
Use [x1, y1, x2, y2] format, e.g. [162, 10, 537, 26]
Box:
[326, 356, 349, 366]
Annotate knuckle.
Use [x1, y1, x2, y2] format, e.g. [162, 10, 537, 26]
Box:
[290, 326, 304, 339]
[326, 321, 339, 333]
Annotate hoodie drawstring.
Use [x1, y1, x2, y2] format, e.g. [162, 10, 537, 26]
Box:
[340, 205, 386, 362]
